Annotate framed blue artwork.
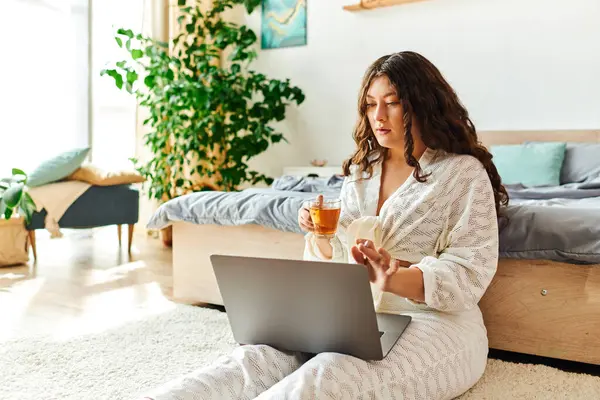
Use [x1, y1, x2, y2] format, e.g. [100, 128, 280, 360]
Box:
[261, 0, 307, 50]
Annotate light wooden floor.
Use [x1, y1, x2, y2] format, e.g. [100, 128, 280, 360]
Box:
[0, 226, 173, 341]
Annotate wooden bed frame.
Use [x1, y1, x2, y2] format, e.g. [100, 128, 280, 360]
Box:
[170, 129, 600, 365]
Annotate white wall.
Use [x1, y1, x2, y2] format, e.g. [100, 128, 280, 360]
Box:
[236, 0, 600, 177]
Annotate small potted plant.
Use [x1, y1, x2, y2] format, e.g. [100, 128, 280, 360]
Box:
[0, 169, 37, 266]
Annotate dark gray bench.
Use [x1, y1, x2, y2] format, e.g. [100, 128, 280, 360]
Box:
[26, 184, 140, 258]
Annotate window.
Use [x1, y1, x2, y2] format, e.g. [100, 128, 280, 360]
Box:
[0, 0, 90, 176]
[0, 0, 144, 177]
[91, 0, 144, 170]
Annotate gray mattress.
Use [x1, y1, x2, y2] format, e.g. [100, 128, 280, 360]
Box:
[147, 180, 600, 265]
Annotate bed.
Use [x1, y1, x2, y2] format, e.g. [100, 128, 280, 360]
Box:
[149, 129, 600, 365]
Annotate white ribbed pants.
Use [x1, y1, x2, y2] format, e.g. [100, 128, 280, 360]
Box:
[144, 312, 488, 400]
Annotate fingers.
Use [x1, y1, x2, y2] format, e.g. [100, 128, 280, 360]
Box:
[356, 238, 374, 248]
[354, 239, 411, 273]
[299, 217, 313, 230]
[299, 223, 312, 233]
[352, 246, 375, 282]
[299, 194, 324, 233]
[357, 240, 383, 263]
[377, 248, 391, 267]
[366, 262, 376, 283]
[351, 246, 365, 264]
[298, 207, 313, 232]
[387, 260, 399, 276]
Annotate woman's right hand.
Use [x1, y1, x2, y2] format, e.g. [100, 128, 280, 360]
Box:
[298, 205, 314, 233]
[299, 195, 324, 233]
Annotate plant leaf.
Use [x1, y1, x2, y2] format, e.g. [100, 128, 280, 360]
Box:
[115, 74, 124, 89]
[126, 70, 139, 84]
[20, 192, 37, 224]
[0, 200, 5, 219]
[115, 37, 123, 47]
[131, 49, 144, 60]
[102, 69, 124, 90]
[117, 28, 134, 39]
[243, 0, 261, 14]
[4, 206, 13, 220]
[12, 169, 27, 184]
[144, 75, 155, 88]
[23, 192, 36, 209]
[3, 183, 23, 208]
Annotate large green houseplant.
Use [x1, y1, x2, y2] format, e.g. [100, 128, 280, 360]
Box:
[101, 0, 305, 207]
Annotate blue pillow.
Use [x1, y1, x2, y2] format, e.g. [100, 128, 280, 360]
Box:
[28, 147, 91, 187]
[491, 142, 566, 187]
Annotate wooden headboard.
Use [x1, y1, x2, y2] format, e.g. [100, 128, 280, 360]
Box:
[478, 130, 600, 147]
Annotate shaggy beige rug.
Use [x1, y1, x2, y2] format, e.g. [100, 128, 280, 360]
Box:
[461, 359, 599, 399]
[1, 304, 598, 399]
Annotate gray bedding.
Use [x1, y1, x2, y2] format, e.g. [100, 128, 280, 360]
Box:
[506, 180, 600, 199]
[147, 177, 600, 264]
[500, 197, 600, 264]
[148, 188, 314, 234]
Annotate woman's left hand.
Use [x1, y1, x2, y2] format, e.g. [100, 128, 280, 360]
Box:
[351, 239, 411, 292]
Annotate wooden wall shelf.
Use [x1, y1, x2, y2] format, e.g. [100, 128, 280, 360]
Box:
[343, 0, 427, 12]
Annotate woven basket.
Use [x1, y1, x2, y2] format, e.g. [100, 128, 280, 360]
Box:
[0, 217, 29, 267]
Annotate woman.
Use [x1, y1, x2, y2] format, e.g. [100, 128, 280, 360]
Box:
[145, 51, 508, 400]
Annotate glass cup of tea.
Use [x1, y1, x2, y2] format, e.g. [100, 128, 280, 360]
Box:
[307, 197, 342, 238]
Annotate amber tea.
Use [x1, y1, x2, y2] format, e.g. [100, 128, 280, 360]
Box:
[309, 198, 341, 237]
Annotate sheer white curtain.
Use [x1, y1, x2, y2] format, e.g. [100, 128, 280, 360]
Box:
[0, 0, 89, 177]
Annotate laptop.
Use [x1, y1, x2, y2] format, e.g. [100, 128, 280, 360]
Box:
[210, 254, 411, 360]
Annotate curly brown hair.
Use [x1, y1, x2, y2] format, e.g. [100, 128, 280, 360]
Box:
[342, 51, 509, 215]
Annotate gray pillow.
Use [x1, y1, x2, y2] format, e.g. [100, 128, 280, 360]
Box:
[560, 143, 600, 184]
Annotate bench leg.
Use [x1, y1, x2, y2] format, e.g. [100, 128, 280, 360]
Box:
[28, 230, 37, 260]
[128, 224, 135, 254]
[117, 224, 122, 247]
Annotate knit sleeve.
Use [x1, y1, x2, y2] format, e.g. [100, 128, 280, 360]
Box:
[409, 167, 499, 312]
[303, 175, 359, 263]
